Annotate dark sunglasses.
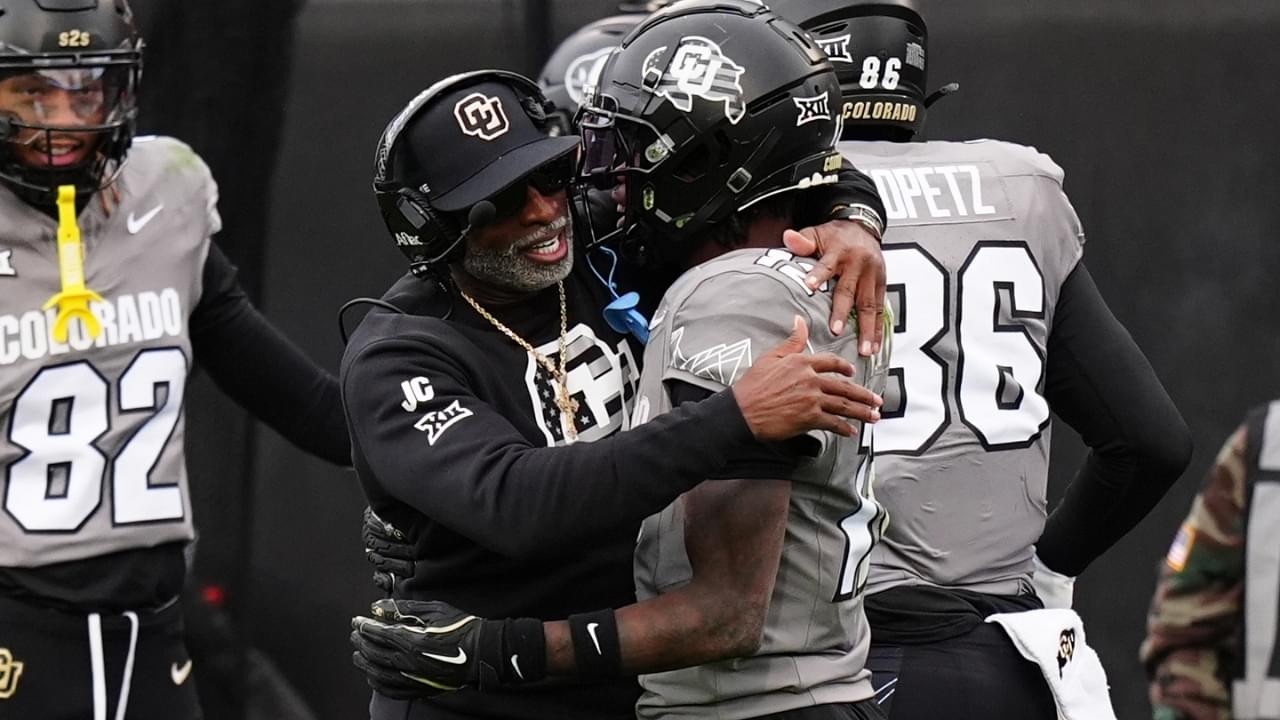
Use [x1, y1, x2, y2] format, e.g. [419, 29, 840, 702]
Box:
[481, 153, 576, 221]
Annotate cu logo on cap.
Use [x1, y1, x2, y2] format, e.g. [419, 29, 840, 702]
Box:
[455, 92, 510, 141]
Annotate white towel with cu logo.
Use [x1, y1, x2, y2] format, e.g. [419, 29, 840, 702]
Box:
[986, 608, 1117, 720]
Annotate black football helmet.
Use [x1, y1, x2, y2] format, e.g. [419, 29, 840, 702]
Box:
[578, 0, 844, 263]
[0, 0, 143, 203]
[539, 14, 644, 136]
[772, 0, 944, 140]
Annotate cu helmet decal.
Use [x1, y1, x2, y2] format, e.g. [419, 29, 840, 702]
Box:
[643, 36, 747, 125]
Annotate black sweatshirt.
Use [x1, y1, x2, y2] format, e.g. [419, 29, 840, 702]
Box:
[342, 263, 764, 720]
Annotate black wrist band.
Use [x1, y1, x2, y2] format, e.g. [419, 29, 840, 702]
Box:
[567, 609, 622, 679]
[500, 617, 548, 684]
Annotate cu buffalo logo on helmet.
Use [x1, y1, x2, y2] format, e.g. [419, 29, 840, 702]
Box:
[1056, 628, 1076, 678]
[643, 36, 746, 125]
[454, 92, 510, 141]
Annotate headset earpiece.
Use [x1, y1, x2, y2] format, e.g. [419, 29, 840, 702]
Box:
[513, 77, 558, 132]
[522, 95, 547, 127]
[395, 187, 433, 231]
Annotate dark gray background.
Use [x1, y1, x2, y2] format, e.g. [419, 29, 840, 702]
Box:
[164, 1, 1280, 718]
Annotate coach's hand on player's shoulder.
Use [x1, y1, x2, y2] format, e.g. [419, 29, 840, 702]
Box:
[734, 315, 882, 441]
[363, 507, 414, 593]
[783, 221, 886, 354]
[351, 599, 511, 698]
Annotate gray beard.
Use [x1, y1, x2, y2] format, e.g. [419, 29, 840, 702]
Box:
[462, 224, 575, 292]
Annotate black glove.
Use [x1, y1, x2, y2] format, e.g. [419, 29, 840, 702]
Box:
[350, 599, 546, 699]
[362, 507, 415, 593]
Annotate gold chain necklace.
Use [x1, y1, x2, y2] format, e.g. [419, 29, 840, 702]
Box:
[459, 281, 579, 441]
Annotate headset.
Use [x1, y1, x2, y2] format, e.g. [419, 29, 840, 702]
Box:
[371, 69, 558, 278]
[364, 68, 652, 344]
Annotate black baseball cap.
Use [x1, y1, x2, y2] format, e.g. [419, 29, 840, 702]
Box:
[394, 79, 580, 213]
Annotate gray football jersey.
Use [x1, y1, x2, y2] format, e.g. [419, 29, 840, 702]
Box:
[0, 136, 219, 566]
[632, 248, 892, 719]
[838, 139, 1086, 596]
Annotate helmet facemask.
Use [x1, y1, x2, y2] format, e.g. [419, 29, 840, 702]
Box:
[577, 86, 842, 268]
[0, 55, 141, 203]
[577, 87, 787, 267]
[575, 91, 678, 261]
[575, 0, 847, 268]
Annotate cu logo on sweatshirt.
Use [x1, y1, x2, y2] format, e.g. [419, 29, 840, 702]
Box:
[525, 323, 639, 445]
[0, 648, 24, 699]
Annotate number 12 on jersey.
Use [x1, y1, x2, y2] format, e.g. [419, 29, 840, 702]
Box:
[834, 448, 887, 601]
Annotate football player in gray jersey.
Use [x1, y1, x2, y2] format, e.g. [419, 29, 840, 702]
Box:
[0, 2, 348, 718]
[778, 0, 1193, 717]
[349, 4, 891, 720]
[608, 7, 892, 717]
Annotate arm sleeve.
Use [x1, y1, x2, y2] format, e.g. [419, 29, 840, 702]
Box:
[342, 332, 757, 559]
[1140, 424, 1245, 718]
[1035, 262, 1193, 576]
[794, 158, 886, 229]
[190, 244, 351, 465]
